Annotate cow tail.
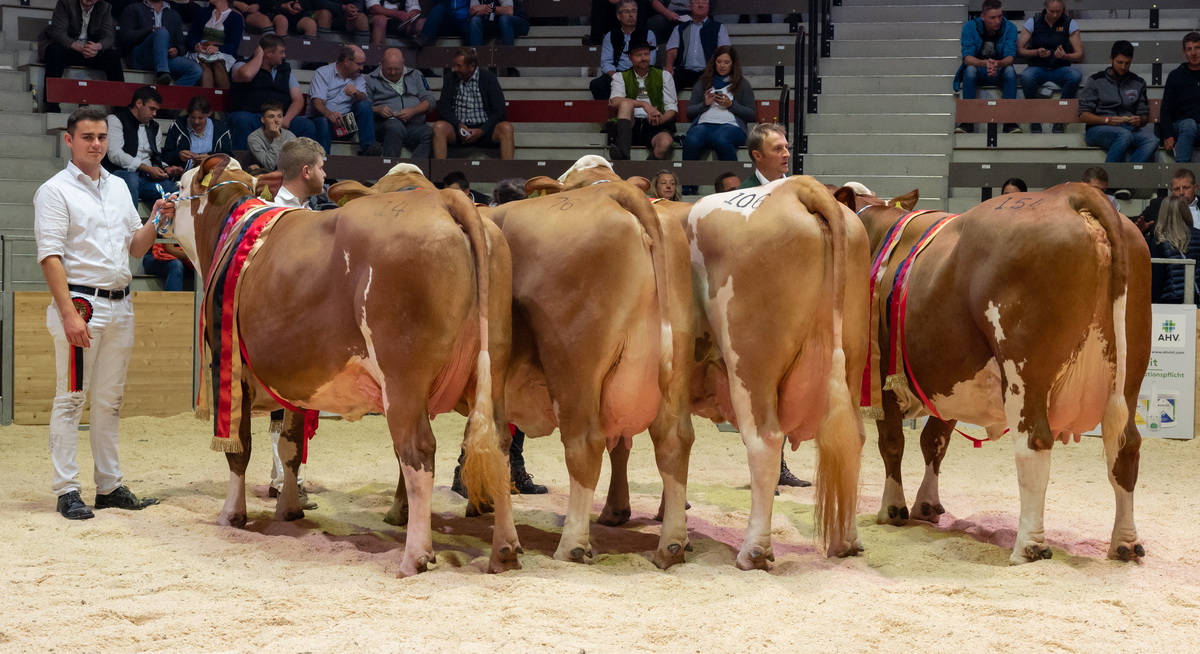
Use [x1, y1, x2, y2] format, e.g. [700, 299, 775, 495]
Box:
[615, 184, 674, 399]
[794, 177, 863, 556]
[445, 191, 509, 509]
[1075, 184, 1131, 466]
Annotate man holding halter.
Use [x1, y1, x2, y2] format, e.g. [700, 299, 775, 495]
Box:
[34, 106, 174, 520]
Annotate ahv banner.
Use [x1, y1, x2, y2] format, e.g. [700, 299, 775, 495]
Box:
[1135, 307, 1196, 439]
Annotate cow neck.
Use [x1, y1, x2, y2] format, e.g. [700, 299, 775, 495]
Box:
[195, 186, 257, 281]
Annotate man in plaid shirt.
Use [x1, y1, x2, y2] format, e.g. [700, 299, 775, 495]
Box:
[432, 47, 515, 159]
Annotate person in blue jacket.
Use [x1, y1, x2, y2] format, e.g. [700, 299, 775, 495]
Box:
[954, 0, 1020, 134]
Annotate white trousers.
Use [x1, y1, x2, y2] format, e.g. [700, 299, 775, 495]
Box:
[46, 295, 135, 497]
[269, 421, 306, 492]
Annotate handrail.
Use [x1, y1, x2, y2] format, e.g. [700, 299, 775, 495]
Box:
[778, 84, 792, 143]
[1151, 258, 1197, 306]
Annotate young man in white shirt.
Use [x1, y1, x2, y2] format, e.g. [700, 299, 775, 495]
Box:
[34, 106, 174, 519]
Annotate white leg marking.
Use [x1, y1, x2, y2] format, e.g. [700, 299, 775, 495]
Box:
[985, 301, 1006, 343]
[344, 250, 351, 274]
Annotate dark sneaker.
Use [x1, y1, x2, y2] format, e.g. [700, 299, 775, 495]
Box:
[511, 469, 548, 495]
[57, 491, 94, 520]
[156, 72, 173, 86]
[94, 486, 159, 511]
[450, 464, 466, 497]
[1052, 123, 1065, 134]
[359, 142, 383, 157]
[778, 459, 812, 488]
[1002, 123, 1022, 134]
[1030, 123, 1043, 134]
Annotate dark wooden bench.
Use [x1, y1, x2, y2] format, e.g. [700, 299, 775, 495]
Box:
[956, 98, 1162, 146]
[45, 77, 232, 111]
[949, 161, 1171, 201]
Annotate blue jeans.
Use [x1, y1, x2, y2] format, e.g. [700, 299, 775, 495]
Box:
[312, 98, 377, 154]
[1172, 118, 1198, 163]
[230, 112, 316, 150]
[683, 122, 746, 161]
[111, 169, 178, 208]
[421, 2, 467, 42]
[1019, 65, 1081, 100]
[142, 252, 185, 291]
[130, 29, 202, 86]
[961, 65, 1017, 100]
[467, 14, 530, 46]
[1085, 124, 1159, 163]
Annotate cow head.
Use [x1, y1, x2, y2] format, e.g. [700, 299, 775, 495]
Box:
[831, 183, 919, 214]
[328, 163, 434, 205]
[172, 154, 258, 275]
[526, 155, 651, 196]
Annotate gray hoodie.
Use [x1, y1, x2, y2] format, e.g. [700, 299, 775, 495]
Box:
[1078, 67, 1149, 125]
[367, 66, 435, 124]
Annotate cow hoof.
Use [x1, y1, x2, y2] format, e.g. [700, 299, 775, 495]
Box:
[1011, 544, 1052, 564]
[282, 510, 304, 522]
[398, 553, 434, 577]
[555, 546, 594, 564]
[910, 502, 941, 524]
[597, 506, 632, 527]
[383, 505, 408, 527]
[465, 501, 493, 518]
[877, 505, 908, 526]
[218, 512, 247, 529]
[652, 542, 688, 570]
[1110, 542, 1146, 562]
[736, 546, 774, 571]
[489, 545, 522, 573]
[831, 538, 864, 558]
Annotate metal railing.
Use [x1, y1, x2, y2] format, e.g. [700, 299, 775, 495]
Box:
[795, 0, 830, 174]
[1151, 258, 1197, 306]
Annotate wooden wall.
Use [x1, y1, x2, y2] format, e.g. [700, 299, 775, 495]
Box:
[14, 292, 195, 425]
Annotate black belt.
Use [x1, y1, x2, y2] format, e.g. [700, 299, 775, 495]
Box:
[68, 284, 130, 300]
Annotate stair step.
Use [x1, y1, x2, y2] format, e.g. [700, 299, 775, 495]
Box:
[818, 93, 954, 114]
[831, 38, 961, 58]
[0, 133, 58, 158]
[821, 56, 958, 76]
[807, 133, 951, 155]
[831, 5, 965, 23]
[809, 112, 952, 134]
[0, 156, 63, 180]
[813, 174, 948, 205]
[0, 179, 40, 204]
[0, 112, 51, 135]
[0, 69, 27, 92]
[0, 203, 35, 231]
[821, 74, 953, 94]
[806, 153, 948, 177]
[0, 92, 35, 113]
[834, 21, 962, 40]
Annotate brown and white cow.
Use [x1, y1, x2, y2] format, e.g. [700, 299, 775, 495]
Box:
[685, 175, 871, 569]
[168, 156, 518, 576]
[836, 182, 1151, 564]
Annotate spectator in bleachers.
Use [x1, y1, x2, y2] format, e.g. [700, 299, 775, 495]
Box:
[1078, 40, 1157, 164]
[267, 0, 321, 38]
[1081, 165, 1120, 212]
[413, 0, 468, 47]
[1000, 177, 1027, 194]
[367, 0, 425, 45]
[315, 0, 370, 41]
[162, 95, 233, 169]
[307, 45, 380, 156]
[491, 177, 526, 205]
[167, 0, 198, 23]
[1137, 168, 1198, 235]
[247, 100, 297, 171]
[141, 241, 190, 291]
[103, 85, 181, 208]
[1017, 0, 1083, 134]
[40, 0, 125, 112]
[646, 0, 689, 45]
[368, 48, 435, 158]
[583, 0, 649, 47]
[683, 45, 754, 163]
[954, 0, 1019, 135]
[467, 0, 530, 50]
[442, 170, 491, 204]
[185, 0, 245, 89]
[1160, 33, 1200, 164]
[713, 171, 739, 192]
[608, 36, 676, 161]
[119, 0, 203, 86]
[432, 47, 516, 159]
[663, 0, 729, 95]
[738, 122, 787, 188]
[1146, 195, 1198, 304]
[590, 0, 655, 101]
[229, 36, 318, 149]
[234, 1, 275, 34]
[648, 170, 681, 200]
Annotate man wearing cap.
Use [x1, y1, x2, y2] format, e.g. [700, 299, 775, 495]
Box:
[608, 34, 676, 161]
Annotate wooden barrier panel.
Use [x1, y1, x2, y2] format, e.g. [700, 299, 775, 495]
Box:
[14, 292, 195, 425]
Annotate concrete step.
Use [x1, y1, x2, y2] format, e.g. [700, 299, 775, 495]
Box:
[830, 38, 960, 58]
[818, 93, 954, 114]
[834, 21, 962, 40]
[0, 133, 58, 158]
[808, 133, 952, 155]
[0, 203, 35, 231]
[0, 179, 39, 204]
[821, 74, 953, 94]
[812, 173, 948, 205]
[0, 91, 35, 113]
[805, 153, 948, 176]
[809, 112, 952, 134]
[0, 69, 27, 92]
[821, 56, 959, 76]
[952, 128, 1089, 147]
[0, 156, 62, 180]
[831, 5, 965, 23]
[0, 112, 51, 135]
[953, 148, 1107, 164]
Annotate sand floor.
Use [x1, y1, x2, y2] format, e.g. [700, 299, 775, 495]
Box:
[2, 413, 1199, 653]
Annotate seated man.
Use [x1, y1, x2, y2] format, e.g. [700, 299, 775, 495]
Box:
[467, 0, 530, 48]
[103, 86, 181, 208]
[307, 44, 380, 156]
[590, 0, 656, 101]
[119, 0, 202, 86]
[313, 0, 370, 40]
[414, 0, 469, 47]
[1161, 32, 1200, 164]
[39, 0, 125, 112]
[608, 35, 677, 161]
[432, 47, 516, 159]
[584, 0, 649, 46]
[228, 35, 317, 150]
[1135, 168, 1198, 235]
[663, 0, 729, 95]
[646, 0, 689, 44]
[368, 48, 435, 158]
[713, 171, 740, 193]
[248, 101, 297, 172]
[443, 170, 490, 204]
[162, 95, 233, 170]
[367, 0, 424, 45]
[954, 0, 1019, 134]
[1079, 40, 1157, 163]
[141, 241, 190, 291]
[1017, 0, 1083, 134]
[1081, 166, 1120, 211]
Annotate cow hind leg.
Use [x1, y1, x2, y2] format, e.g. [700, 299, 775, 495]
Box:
[555, 415, 605, 564]
[910, 418, 954, 524]
[738, 430, 785, 571]
[1108, 413, 1145, 562]
[272, 410, 307, 522]
[384, 469, 407, 526]
[598, 441, 632, 527]
[388, 404, 438, 577]
[875, 391, 909, 525]
[217, 392, 253, 528]
[648, 410, 694, 569]
[1008, 383, 1056, 565]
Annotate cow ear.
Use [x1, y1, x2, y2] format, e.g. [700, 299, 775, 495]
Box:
[889, 189, 920, 210]
[626, 176, 651, 192]
[328, 180, 375, 206]
[833, 186, 858, 211]
[254, 170, 283, 201]
[525, 176, 564, 197]
[193, 153, 231, 195]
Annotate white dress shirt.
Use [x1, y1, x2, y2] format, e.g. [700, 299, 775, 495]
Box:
[273, 185, 307, 208]
[610, 69, 677, 120]
[106, 114, 155, 172]
[35, 161, 142, 290]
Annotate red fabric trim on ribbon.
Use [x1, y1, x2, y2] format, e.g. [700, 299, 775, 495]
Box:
[238, 337, 321, 464]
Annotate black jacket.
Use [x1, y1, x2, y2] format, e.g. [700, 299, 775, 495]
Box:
[161, 116, 234, 167]
[39, 0, 117, 59]
[118, 1, 187, 55]
[437, 67, 507, 134]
